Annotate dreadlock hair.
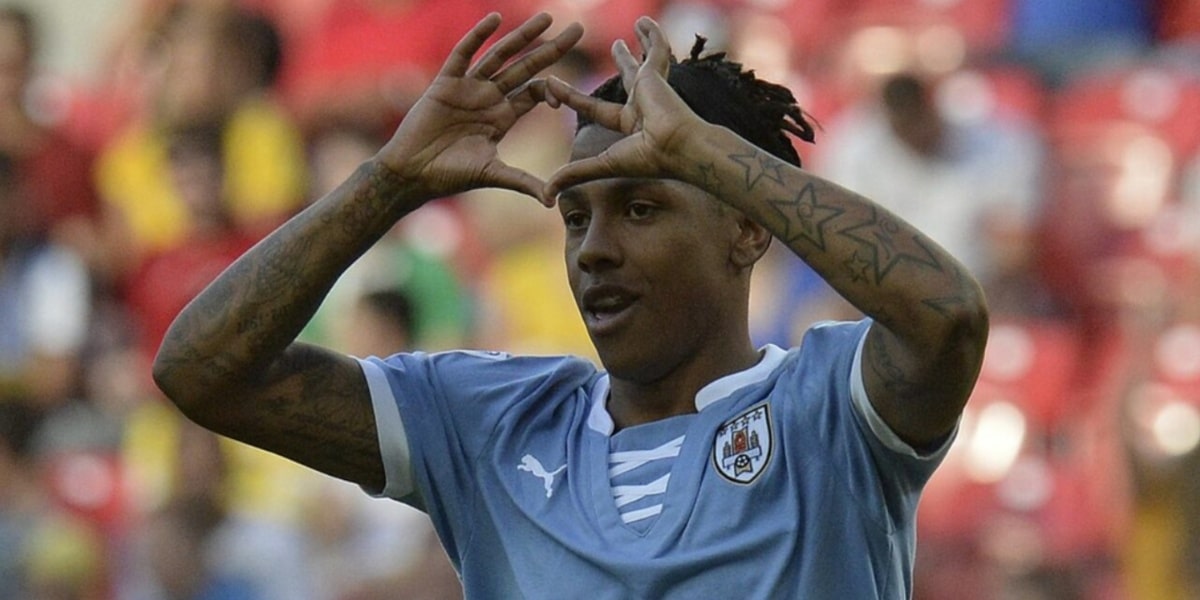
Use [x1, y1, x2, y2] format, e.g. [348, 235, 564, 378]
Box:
[579, 36, 815, 167]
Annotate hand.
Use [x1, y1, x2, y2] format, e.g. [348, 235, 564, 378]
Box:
[543, 17, 704, 203]
[377, 13, 583, 202]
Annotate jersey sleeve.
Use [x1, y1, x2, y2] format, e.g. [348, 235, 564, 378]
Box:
[356, 351, 594, 507]
[848, 329, 958, 465]
[791, 320, 956, 530]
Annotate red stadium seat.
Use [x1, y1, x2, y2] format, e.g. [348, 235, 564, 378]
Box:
[843, 0, 1012, 55]
[40, 451, 131, 533]
[917, 318, 1131, 599]
[1037, 67, 1200, 331]
[1052, 67, 1200, 157]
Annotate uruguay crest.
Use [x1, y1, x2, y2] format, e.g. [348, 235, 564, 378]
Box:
[713, 403, 773, 484]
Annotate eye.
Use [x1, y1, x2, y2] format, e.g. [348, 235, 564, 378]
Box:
[562, 210, 590, 231]
[625, 201, 656, 220]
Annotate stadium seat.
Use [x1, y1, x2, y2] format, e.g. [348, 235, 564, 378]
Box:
[1037, 66, 1200, 331]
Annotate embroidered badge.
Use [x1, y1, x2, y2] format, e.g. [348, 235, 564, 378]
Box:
[713, 403, 773, 484]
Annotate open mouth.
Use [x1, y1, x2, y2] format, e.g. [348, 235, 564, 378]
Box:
[581, 286, 638, 332]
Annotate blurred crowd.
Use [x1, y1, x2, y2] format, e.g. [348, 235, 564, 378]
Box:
[0, 0, 1199, 598]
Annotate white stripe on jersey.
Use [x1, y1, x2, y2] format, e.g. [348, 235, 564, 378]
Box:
[609, 435, 685, 526]
[609, 435, 685, 477]
[613, 473, 671, 508]
[619, 504, 663, 524]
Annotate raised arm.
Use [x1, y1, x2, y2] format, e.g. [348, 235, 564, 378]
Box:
[544, 18, 987, 449]
[152, 13, 583, 489]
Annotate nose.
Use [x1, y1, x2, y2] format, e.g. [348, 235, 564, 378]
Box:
[574, 215, 621, 274]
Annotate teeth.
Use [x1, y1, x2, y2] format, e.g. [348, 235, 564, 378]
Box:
[593, 296, 623, 310]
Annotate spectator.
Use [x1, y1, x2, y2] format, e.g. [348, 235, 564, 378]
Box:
[301, 122, 472, 352]
[123, 421, 313, 600]
[280, 0, 496, 130]
[305, 286, 462, 600]
[0, 152, 91, 410]
[121, 120, 257, 365]
[0, 6, 99, 249]
[816, 72, 1048, 315]
[94, 3, 306, 271]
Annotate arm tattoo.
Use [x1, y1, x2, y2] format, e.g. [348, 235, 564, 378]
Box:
[837, 205, 942, 286]
[866, 334, 921, 398]
[159, 160, 410, 389]
[696, 162, 722, 189]
[921, 263, 976, 321]
[766, 182, 845, 252]
[729, 148, 785, 190]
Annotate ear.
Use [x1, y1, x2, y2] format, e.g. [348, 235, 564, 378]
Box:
[729, 213, 772, 270]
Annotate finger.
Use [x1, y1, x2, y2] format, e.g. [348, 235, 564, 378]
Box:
[508, 79, 554, 118]
[467, 12, 553, 81]
[612, 40, 639, 93]
[485, 162, 548, 204]
[546, 76, 622, 130]
[545, 155, 617, 201]
[545, 135, 650, 198]
[491, 21, 584, 94]
[636, 17, 671, 79]
[440, 13, 503, 77]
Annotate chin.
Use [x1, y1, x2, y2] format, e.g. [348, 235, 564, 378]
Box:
[593, 343, 669, 384]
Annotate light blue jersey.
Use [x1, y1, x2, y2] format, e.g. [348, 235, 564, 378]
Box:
[358, 320, 953, 599]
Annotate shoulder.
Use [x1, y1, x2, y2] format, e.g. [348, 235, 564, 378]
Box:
[370, 349, 594, 373]
[362, 350, 599, 398]
[766, 319, 871, 407]
[792, 319, 871, 362]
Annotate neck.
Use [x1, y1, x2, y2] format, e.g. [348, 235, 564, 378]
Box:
[606, 338, 760, 431]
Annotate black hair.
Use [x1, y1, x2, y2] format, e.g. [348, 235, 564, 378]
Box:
[162, 4, 283, 89]
[360, 288, 416, 344]
[881, 73, 931, 116]
[0, 5, 36, 64]
[166, 119, 225, 166]
[226, 10, 283, 88]
[579, 36, 815, 167]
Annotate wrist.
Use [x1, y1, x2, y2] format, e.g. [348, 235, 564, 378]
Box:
[339, 158, 430, 226]
[680, 123, 743, 193]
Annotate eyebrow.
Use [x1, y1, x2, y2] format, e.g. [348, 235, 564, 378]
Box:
[557, 188, 584, 205]
[558, 178, 663, 204]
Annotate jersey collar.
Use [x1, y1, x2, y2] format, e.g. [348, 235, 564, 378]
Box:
[587, 344, 788, 435]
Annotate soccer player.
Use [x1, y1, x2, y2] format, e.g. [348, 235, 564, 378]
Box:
[153, 12, 989, 598]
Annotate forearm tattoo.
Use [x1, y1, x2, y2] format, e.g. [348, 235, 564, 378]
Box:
[160, 160, 410, 380]
[153, 161, 409, 484]
[767, 183, 844, 252]
[730, 150, 786, 189]
[836, 205, 941, 286]
[720, 147, 981, 326]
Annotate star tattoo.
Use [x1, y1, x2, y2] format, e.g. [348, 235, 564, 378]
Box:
[843, 251, 873, 283]
[696, 163, 722, 189]
[767, 183, 845, 251]
[838, 207, 941, 284]
[729, 150, 785, 190]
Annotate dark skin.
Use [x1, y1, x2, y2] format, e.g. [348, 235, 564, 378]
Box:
[560, 126, 768, 428]
[153, 13, 585, 491]
[543, 18, 989, 445]
[153, 14, 988, 500]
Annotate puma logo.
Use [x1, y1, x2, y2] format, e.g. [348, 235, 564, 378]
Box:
[518, 454, 567, 498]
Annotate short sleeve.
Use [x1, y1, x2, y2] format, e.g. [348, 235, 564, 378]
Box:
[849, 331, 958, 461]
[356, 351, 595, 507]
[789, 320, 954, 530]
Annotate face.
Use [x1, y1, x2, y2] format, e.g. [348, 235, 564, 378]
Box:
[0, 18, 29, 101]
[559, 126, 752, 383]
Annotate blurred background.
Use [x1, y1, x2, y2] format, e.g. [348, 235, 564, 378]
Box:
[0, 0, 1198, 598]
